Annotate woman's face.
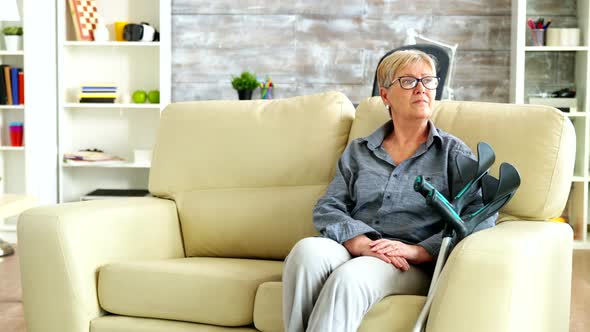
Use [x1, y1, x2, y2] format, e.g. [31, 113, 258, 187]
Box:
[380, 61, 436, 121]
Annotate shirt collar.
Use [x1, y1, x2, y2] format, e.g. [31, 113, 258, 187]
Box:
[363, 119, 442, 151]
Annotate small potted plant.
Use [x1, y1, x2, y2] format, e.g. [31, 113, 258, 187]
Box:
[231, 71, 259, 100]
[2, 26, 23, 51]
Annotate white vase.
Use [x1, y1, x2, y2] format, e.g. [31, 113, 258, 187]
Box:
[4, 36, 22, 51]
[93, 23, 109, 42]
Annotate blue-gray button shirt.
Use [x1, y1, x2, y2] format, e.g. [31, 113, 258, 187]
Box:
[313, 120, 496, 258]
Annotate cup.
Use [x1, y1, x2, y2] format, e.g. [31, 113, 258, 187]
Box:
[529, 29, 545, 46]
[546, 28, 580, 46]
[93, 23, 109, 42]
[561, 28, 580, 46]
[114, 21, 128, 42]
[9, 122, 23, 147]
[546, 28, 561, 46]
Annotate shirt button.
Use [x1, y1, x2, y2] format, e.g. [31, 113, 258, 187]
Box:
[375, 220, 381, 225]
[393, 174, 398, 178]
[385, 194, 391, 199]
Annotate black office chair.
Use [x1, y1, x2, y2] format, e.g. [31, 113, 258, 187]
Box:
[372, 44, 450, 100]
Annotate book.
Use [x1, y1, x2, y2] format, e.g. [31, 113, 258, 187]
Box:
[79, 93, 118, 98]
[80, 189, 151, 201]
[0, 65, 7, 105]
[18, 70, 23, 105]
[79, 98, 116, 103]
[3, 66, 12, 105]
[10, 67, 18, 105]
[82, 86, 117, 91]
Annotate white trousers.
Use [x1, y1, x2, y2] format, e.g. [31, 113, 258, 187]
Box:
[282, 237, 431, 332]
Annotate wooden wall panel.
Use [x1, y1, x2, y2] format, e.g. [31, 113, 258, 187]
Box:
[171, 0, 515, 103]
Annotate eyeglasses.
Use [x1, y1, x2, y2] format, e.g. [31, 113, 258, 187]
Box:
[389, 76, 440, 90]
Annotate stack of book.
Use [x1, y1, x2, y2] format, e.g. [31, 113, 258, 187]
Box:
[79, 84, 117, 103]
[0, 65, 24, 105]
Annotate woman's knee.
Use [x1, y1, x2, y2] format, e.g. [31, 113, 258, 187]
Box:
[324, 257, 390, 295]
[327, 256, 430, 298]
[285, 237, 350, 269]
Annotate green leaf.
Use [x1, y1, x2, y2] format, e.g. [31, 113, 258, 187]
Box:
[231, 71, 259, 91]
[2, 26, 23, 36]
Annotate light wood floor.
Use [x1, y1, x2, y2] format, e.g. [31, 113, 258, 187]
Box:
[0, 249, 25, 332]
[1, 249, 589, 331]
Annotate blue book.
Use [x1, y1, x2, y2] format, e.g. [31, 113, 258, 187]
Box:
[10, 67, 18, 105]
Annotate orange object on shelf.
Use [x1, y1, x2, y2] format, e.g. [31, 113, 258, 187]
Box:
[114, 21, 128, 41]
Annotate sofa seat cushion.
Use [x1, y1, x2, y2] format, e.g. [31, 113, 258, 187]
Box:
[98, 257, 282, 326]
[253, 281, 425, 332]
[91, 316, 259, 332]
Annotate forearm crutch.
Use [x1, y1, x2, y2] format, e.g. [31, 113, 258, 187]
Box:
[411, 142, 521, 332]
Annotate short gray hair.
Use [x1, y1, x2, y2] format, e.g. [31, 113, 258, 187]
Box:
[377, 49, 437, 89]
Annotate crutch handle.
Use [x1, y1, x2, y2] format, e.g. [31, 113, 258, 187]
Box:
[414, 176, 468, 240]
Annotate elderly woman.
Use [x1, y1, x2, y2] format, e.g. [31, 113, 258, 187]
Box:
[282, 49, 496, 332]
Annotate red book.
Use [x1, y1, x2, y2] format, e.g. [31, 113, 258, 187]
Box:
[18, 71, 24, 105]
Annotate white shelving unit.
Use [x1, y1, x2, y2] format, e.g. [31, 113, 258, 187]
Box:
[0, 1, 26, 200]
[0, 0, 58, 242]
[511, 0, 590, 248]
[62, 161, 150, 168]
[57, 0, 170, 202]
[63, 41, 161, 47]
[0, 51, 23, 56]
[63, 102, 162, 109]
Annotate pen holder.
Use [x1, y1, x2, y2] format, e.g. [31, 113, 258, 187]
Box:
[529, 29, 545, 46]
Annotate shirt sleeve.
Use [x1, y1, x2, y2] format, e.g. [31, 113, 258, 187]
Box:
[313, 144, 381, 244]
[417, 142, 497, 258]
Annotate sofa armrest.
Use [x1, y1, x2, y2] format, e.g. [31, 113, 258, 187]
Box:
[427, 221, 572, 332]
[17, 197, 184, 332]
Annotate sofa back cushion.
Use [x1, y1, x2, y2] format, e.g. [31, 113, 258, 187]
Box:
[149, 92, 355, 259]
[349, 97, 575, 221]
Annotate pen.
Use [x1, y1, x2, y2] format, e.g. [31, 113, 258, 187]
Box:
[528, 19, 536, 30]
[543, 19, 552, 29]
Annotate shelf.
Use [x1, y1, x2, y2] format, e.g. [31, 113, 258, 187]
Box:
[574, 232, 590, 250]
[64, 103, 162, 110]
[0, 105, 24, 110]
[566, 113, 588, 117]
[0, 224, 16, 232]
[62, 161, 150, 169]
[0, 146, 24, 151]
[0, 50, 24, 56]
[572, 176, 588, 182]
[525, 46, 590, 52]
[0, 194, 37, 219]
[63, 41, 160, 47]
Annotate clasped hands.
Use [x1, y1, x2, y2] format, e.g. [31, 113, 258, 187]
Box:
[364, 239, 415, 271]
[344, 235, 433, 272]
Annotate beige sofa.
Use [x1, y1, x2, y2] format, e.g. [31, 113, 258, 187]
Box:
[18, 92, 574, 332]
